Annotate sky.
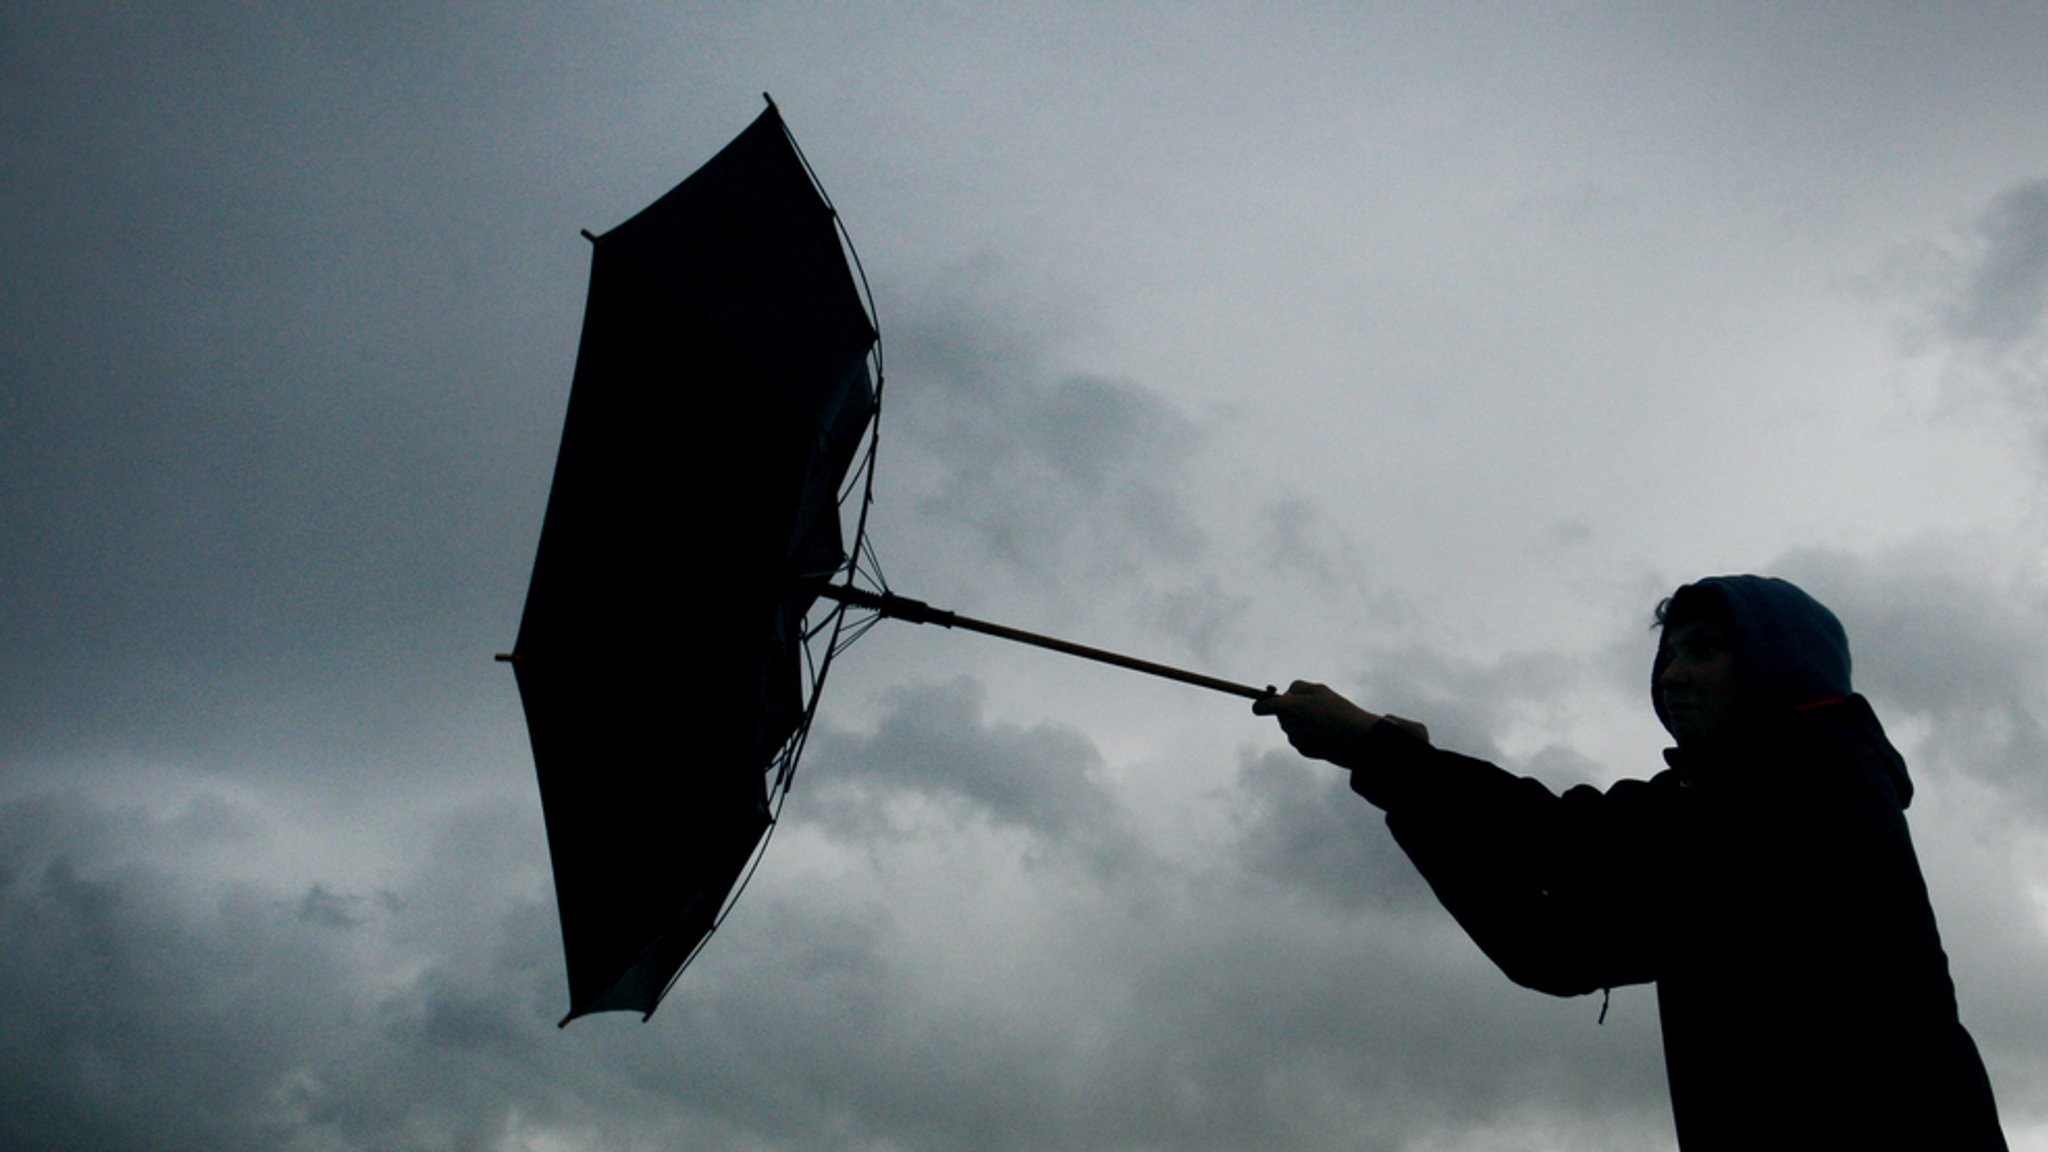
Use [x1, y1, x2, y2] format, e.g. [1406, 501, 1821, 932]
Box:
[5, 3, 2048, 1149]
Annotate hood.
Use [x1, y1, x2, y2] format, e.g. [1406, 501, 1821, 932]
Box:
[1653, 575, 1913, 805]
[1651, 574, 1853, 728]
[1653, 575, 1910, 803]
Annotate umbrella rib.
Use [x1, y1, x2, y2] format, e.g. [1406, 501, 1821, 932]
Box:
[654, 771, 795, 1014]
[771, 91, 883, 385]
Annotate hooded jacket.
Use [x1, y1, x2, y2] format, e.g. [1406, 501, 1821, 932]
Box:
[1351, 576, 2006, 1150]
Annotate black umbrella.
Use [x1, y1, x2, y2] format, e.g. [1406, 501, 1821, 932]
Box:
[504, 98, 1264, 1024]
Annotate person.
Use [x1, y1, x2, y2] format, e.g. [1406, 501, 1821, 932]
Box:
[1254, 575, 2007, 1150]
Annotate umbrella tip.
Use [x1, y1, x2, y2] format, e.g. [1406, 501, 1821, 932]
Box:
[762, 91, 777, 108]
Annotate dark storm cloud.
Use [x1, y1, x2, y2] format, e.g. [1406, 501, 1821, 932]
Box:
[800, 677, 1139, 876]
[0, 788, 362, 1152]
[1875, 176, 2048, 458]
[0, 5, 576, 777]
[1250, 494, 1417, 642]
[7, 2, 2044, 1147]
[919, 367, 1202, 570]
[705, 786, 1672, 1152]
[0, 729, 1671, 1152]
[1259, 495, 1375, 591]
[0, 783, 603, 1152]
[1943, 178, 2048, 352]
[1261, 496, 1346, 585]
[1345, 645, 1593, 767]
[1774, 543, 2048, 809]
[881, 261, 1205, 587]
[1153, 576, 1252, 666]
[1230, 747, 1437, 914]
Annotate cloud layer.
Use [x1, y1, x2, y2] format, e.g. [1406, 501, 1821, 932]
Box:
[6, 4, 2048, 1149]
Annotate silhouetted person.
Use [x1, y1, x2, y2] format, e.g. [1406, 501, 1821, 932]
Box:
[1256, 575, 2006, 1149]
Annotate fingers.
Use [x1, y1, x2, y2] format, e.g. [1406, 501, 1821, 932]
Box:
[1251, 680, 1327, 715]
[1252, 680, 1411, 769]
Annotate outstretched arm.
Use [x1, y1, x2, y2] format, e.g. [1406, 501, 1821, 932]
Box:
[1257, 680, 1659, 994]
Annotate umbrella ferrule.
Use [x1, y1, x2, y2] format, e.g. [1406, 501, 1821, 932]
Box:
[881, 591, 955, 628]
[820, 584, 956, 628]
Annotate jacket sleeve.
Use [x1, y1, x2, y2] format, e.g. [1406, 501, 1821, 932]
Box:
[1351, 721, 1670, 997]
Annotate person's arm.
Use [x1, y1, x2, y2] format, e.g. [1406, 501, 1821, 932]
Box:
[1256, 682, 1666, 996]
[1386, 758, 1668, 996]
[1252, 681, 1431, 806]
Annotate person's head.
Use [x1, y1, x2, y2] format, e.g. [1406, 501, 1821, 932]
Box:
[1651, 576, 1852, 748]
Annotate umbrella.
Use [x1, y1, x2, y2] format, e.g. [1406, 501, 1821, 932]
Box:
[501, 98, 877, 1023]
[504, 97, 1265, 1024]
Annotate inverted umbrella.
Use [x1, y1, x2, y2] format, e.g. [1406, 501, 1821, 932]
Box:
[504, 97, 1264, 1024]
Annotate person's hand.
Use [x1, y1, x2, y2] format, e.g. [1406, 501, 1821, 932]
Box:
[1254, 681, 1396, 767]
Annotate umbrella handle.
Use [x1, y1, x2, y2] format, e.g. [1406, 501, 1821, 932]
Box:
[819, 585, 1275, 701]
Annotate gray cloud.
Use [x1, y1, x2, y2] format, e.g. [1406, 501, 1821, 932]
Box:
[1944, 179, 2048, 352]
[0, 782, 640, 1152]
[0, 738, 1723, 1152]
[1230, 748, 1437, 915]
[1257, 495, 1414, 615]
[1346, 645, 1594, 768]
[1774, 541, 2048, 810]
[880, 260, 1205, 588]
[800, 677, 1140, 877]
[1870, 176, 2048, 456]
[1260, 495, 1349, 586]
[0, 790, 367, 1152]
[1151, 576, 1253, 666]
[8, 3, 2048, 1147]
[0, 4, 569, 779]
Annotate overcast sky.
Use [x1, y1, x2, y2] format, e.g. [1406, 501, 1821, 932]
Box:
[6, 4, 2048, 1150]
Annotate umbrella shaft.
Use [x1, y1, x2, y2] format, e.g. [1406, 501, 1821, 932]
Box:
[820, 585, 1272, 700]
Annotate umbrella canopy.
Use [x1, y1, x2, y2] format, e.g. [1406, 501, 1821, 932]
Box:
[505, 102, 878, 1023]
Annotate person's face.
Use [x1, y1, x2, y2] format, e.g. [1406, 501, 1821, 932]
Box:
[1659, 618, 1739, 747]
